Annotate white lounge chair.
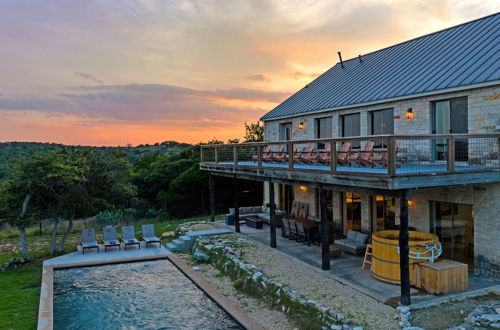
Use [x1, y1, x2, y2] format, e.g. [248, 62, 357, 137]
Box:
[142, 224, 161, 248]
[103, 226, 121, 252]
[81, 228, 99, 254]
[121, 225, 140, 250]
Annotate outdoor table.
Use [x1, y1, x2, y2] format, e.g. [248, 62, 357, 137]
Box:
[301, 220, 319, 246]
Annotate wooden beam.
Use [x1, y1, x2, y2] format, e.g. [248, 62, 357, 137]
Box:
[233, 177, 240, 233]
[233, 145, 238, 165]
[288, 142, 294, 169]
[388, 137, 396, 176]
[330, 141, 337, 173]
[257, 145, 262, 168]
[447, 136, 455, 172]
[269, 181, 277, 248]
[214, 146, 219, 164]
[319, 185, 331, 270]
[209, 173, 215, 222]
[399, 189, 411, 305]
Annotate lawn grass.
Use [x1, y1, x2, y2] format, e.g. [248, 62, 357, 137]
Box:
[0, 215, 219, 330]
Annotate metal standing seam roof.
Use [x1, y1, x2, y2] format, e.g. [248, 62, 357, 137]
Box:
[261, 12, 500, 121]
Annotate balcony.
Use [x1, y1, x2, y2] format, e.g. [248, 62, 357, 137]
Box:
[200, 133, 500, 191]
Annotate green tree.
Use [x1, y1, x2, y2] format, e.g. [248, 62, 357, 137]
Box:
[243, 121, 264, 142]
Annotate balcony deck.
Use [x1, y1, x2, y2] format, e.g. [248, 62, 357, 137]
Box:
[200, 134, 500, 192]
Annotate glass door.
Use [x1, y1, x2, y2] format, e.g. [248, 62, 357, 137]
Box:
[430, 201, 474, 268]
[279, 184, 294, 214]
[373, 196, 396, 232]
[343, 192, 362, 234]
[432, 97, 468, 161]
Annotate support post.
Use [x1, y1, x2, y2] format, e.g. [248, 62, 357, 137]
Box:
[399, 189, 411, 305]
[257, 145, 262, 168]
[388, 137, 396, 176]
[233, 177, 240, 233]
[330, 140, 337, 172]
[269, 181, 277, 248]
[209, 173, 215, 222]
[288, 142, 293, 169]
[233, 145, 238, 165]
[319, 185, 331, 270]
[447, 136, 455, 172]
[214, 146, 219, 164]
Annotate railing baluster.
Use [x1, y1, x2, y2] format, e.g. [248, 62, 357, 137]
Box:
[447, 136, 455, 171]
[288, 142, 293, 169]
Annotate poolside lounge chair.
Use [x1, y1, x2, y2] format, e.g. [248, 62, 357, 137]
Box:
[121, 225, 141, 250]
[349, 141, 374, 167]
[103, 226, 121, 252]
[337, 142, 351, 166]
[81, 228, 99, 254]
[141, 224, 161, 248]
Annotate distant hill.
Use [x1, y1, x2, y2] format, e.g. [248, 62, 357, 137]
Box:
[0, 141, 192, 181]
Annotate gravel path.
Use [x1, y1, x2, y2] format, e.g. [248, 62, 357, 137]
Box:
[240, 239, 400, 330]
[177, 254, 298, 330]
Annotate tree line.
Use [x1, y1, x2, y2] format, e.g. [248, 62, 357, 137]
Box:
[0, 122, 264, 260]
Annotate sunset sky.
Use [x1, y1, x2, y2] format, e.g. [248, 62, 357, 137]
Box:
[1, 1, 498, 146]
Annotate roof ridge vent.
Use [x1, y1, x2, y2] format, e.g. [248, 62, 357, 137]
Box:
[338, 51, 344, 68]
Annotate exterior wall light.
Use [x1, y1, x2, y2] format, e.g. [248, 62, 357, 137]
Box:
[405, 108, 415, 119]
[299, 185, 308, 192]
[298, 121, 304, 129]
[407, 199, 414, 207]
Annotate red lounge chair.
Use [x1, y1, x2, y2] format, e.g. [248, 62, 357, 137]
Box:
[273, 145, 288, 163]
[336, 142, 351, 166]
[301, 144, 317, 164]
[253, 146, 272, 162]
[317, 143, 331, 165]
[349, 141, 374, 167]
[371, 143, 400, 168]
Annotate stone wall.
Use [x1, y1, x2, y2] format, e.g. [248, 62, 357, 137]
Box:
[263, 85, 500, 141]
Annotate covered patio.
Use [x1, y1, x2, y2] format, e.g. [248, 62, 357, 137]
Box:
[222, 222, 499, 306]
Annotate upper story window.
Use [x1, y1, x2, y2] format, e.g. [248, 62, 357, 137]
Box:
[432, 97, 468, 134]
[315, 117, 332, 149]
[340, 113, 360, 148]
[370, 108, 394, 147]
[279, 122, 292, 141]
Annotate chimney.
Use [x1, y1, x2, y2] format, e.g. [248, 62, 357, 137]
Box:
[338, 51, 344, 68]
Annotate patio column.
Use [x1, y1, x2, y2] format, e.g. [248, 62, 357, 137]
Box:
[269, 181, 277, 248]
[233, 177, 240, 233]
[209, 173, 215, 222]
[399, 189, 411, 305]
[319, 185, 331, 270]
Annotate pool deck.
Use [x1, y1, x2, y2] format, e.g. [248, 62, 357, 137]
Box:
[39, 242, 264, 330]
[223, 222, 500, 307]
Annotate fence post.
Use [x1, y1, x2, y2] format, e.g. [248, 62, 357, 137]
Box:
[288, 142, 293, 169]
[214, 146, 218, 164]
[257, 144, 262, 168]
[447, 136, 455, 171]
[330, 140, 337, 172]
[388, 137, 396, 176]
[233, 145, 238, 165]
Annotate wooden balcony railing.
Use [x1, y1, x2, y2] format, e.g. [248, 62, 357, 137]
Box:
[200, 133, 500, 177]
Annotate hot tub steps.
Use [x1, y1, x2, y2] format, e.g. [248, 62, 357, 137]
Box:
[164, 228, 233, 253]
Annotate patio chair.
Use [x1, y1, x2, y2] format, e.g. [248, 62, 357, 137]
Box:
[371, 142, 401, 168]
[282, 218, 292, 238]
[288, 219, 298, 240]
[317, 143, 331, 165]
[349, 141, 374, 167]
[121, 225, 141, 250]
[292, 145, 303, 164]
[253, 146, 272, 163]
[337, 142, 351, 166]
[103, 226, 121, 252]
[289, 200, 300, 219]
[301, 144, 317, 164]
[141, 224, 161, 248]
[297, 202, 309, 221]
[81, 228, 99, 254]
[273, 145, 288, 163]
[295, 221, 306, 243]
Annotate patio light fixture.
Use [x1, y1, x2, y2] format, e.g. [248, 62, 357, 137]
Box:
[299, 185, 308, 192]
[298, 121, 304, 129]
[407, 199, 414, 207]
[405, 108, 415, 119]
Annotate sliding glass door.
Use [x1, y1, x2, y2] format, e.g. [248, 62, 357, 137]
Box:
[432, 97, 468, 161]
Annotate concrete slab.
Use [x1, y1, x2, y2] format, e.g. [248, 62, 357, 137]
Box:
[43, 243, 172, 268]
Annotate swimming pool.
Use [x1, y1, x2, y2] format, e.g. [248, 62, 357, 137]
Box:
[53, 259, 243, 329]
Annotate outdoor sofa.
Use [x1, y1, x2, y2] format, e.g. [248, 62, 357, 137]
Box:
[333, 230, 369, 255]
[227, 205, 286, 227]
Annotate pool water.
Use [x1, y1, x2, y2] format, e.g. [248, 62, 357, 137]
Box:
[53, 259, 243, 329]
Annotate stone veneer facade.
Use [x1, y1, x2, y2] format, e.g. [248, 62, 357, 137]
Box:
[262, 85, 500, 279]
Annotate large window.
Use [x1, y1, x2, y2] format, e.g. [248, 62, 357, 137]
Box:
[340, 113, 360, 148]
[432, 97, 468, 161]
[344, 192, 362, 232]
[315, 117, 332, 149]
[430, 201, 474, 268]
[373, 196, 396, 232]
[370, 109, 394, 147]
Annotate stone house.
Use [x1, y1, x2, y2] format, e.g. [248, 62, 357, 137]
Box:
[200, 13, 500, 300]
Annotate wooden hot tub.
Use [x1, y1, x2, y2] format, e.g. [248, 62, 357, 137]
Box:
[371, 230, 440, 284]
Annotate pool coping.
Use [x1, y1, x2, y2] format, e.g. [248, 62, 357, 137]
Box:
[38, 253, 264, 330]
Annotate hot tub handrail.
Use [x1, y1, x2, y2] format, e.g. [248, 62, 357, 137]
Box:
[397, 242, 442, 263]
